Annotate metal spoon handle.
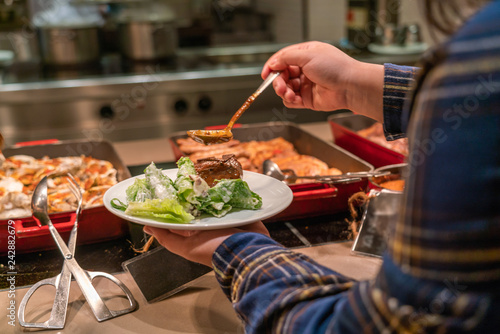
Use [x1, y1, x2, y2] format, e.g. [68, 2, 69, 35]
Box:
[343, 171, 391, 178]
[254, 71, 280, 96]
[283, 170, 390, 181]
[226, 71, 280, 130]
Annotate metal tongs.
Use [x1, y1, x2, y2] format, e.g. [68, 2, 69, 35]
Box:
[263, 160, 390, 184]
[18, 174, 137, 329]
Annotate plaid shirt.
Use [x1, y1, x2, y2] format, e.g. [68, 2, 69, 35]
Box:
[212, 2, 500, 333]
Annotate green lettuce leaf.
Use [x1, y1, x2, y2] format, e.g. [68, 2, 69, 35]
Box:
[222, 179, 263, 209]
[126, 178, 153, 203]
[176, 156, 197, 177]
[124, 198, 194, 224]
[202, 202, 233, 218]
[144, 162, 177, 200]
[174, 157, 210, 210]
[197, 179, 262, 217]
[174, 156, 196, 199]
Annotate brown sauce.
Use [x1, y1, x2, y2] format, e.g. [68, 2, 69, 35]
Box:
[227, 93, 256, 128]
[187, 93, 257, 145]
[188, 129, 231, 145]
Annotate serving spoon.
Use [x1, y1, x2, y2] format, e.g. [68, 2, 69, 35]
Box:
[263, 160, 390, 184]
[187, 71, 281, 145]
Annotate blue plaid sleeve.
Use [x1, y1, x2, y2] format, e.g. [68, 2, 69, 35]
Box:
[212, 232, 356, 334]
[383, 63, 419, 140]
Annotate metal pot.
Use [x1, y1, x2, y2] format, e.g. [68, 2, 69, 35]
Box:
[117, 19, 177, 61]
[37, 25, 101, 66]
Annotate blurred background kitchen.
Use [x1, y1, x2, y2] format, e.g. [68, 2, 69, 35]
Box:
[0, 0, 431, 146]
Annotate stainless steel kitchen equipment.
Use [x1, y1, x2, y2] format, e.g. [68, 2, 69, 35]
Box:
[0, 0, 422, 147]
[346, 0, 400, 49]
[117, 18, 177, 61]
[0, 46, 421, 147]
[0, 51, 343, 146]
[351, 188, 402, 257]
[37, 24, 101, 66]
[113, 0, 178, 61]
[30, 0, 105, 66]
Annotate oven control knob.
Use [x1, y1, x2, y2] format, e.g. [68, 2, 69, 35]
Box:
[174, 99, 188, 113]
[198, 96, 212, 112]
[99, 105, 114, 119]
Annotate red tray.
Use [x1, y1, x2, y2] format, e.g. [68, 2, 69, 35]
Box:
[169, 122, 374, 222]
[328, 113, 406, 168]
[4, 206, 129, 255]
[0, 139, 132, 255]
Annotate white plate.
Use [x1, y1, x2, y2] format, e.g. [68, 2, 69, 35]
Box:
[103, 169, 293, 230]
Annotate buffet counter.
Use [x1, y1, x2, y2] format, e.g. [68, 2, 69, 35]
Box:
[1, 122, 383, 333]
[2, 241, 381, 334]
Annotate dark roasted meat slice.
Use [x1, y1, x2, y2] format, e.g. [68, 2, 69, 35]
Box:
[194, 154, 243, 187]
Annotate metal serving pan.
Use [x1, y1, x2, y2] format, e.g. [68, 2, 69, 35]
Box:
[328, 112, 406, 168]
[0, 139, 131, 255]
[169, 122, 374, 222]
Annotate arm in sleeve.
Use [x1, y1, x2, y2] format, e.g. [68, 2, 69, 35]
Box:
[383, 63, 419, 140]
[212, 232, 357, 334]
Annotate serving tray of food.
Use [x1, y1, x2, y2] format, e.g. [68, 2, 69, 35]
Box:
[328, 112, 407, 168]
[168, 122, 374, 222]
[0, 139, 131, 255]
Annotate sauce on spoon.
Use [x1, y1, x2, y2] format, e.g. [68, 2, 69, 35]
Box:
[187, 94, 257, 145]
[187, 71, 280, 145]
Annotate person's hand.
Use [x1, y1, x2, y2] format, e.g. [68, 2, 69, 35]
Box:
[262, 41, 384, 122]
[144, 221, 270, 267]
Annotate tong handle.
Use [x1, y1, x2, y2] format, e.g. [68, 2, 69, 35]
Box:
[18, 215, 79, 329]
[18, 276, 69, 329]
[47, 224, 136, 322]
[63, 254, 137, 322]
[281, 169, 389, 183]
[87, 271, 138, 318]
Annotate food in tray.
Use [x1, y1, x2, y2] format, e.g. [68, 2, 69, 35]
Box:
[369, 164, 406, 193]
[357, 123, 409, 156]
[175, 137, 343, 183]
[379, 179, 405, 192]
[110, 157, 262, 224]
[271, 155, 342, 182]
[0, 155, 118, 219]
